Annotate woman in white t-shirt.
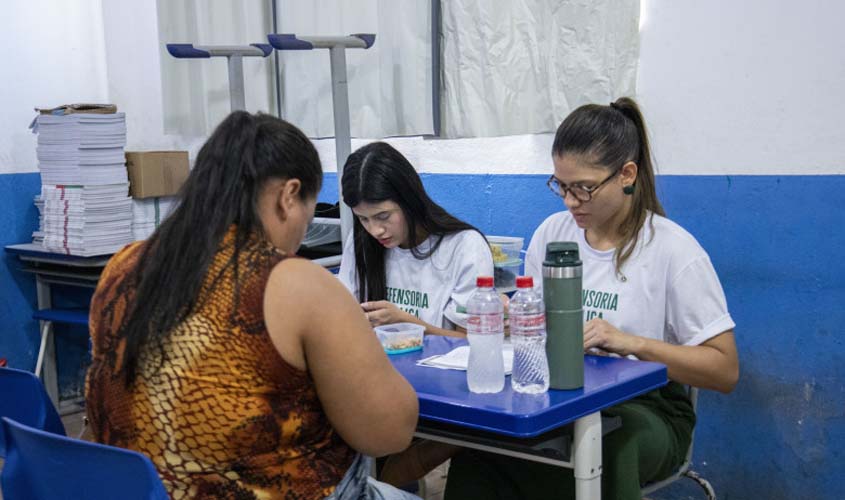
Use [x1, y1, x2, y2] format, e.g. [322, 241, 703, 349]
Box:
[445, 98, 740, 500]
[339, 141, 494, 487]
[339, 141, 494, 337]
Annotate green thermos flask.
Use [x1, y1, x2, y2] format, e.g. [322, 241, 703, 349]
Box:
[543, 242, 584, 390]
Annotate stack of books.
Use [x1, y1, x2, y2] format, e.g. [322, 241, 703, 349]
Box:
[131, 196, 177, 241]
[32, 111, 134, 255]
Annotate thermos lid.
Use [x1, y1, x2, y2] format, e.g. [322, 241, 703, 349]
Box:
[543, 242, 581, 267]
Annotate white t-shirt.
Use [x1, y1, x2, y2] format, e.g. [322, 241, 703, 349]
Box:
[339, 230, 495, 329]
[525, 211, 735, 347]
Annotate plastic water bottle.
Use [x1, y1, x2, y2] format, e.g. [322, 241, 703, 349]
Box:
[510, 276, 550, 394]
[466, 276, 505, 393]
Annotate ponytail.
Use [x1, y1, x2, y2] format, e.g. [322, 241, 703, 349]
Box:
[552, 98, 664, 275]
[609, 98, 664, 271]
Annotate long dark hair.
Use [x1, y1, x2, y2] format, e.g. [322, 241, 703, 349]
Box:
[341, 142, 481, 302]
[119, 111, 322, 385]
[552, 97, 664, 273]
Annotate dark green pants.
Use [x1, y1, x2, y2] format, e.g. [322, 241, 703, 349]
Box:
[444, 383, 695, 500]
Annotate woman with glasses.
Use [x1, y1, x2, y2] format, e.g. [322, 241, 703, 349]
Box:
[444, 98, 739, 500]
[339, 141, 494, 338]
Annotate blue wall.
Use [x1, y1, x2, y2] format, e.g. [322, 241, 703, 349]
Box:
[3, 172, 844, 499]
[1, 172, 41, 369]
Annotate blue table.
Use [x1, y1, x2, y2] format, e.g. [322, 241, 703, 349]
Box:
[389, 335, 667, 500]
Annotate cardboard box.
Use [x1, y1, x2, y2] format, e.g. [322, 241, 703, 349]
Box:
[126, 151, 189, 199]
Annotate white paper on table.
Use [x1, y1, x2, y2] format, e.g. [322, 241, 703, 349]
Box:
[417, 344, 513, 375]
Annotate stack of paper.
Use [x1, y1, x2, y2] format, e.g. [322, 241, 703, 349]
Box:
[32, 194, 44, 243]
[32, 112, 134, 255]
[35, 113, 128, 186]
[40, 185, 133, 256]
[132, 196, 178, 241]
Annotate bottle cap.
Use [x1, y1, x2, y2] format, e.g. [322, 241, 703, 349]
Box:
[476, 276, 494, 287]
[543, 241, 581, 267]
[515, 276, 533, 288]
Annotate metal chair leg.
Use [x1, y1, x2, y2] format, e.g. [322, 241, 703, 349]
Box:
[76, 415, 90, 440]
[417, 478, 427, 498]
[34, 321, 52, 378]
[684, 470, 716, 500]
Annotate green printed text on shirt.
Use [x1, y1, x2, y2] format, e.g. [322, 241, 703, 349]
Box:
[386, 286, 429, 319]
[582, 288, 618, 320]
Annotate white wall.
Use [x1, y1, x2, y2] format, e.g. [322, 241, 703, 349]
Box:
[0, 0, 109, 174]
[2, 0, 843, 177]
[637, 0, 845, 175]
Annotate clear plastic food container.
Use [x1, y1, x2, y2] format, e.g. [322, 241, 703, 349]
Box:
[374, 322, 425, 354]
[486, 235, 524, 264]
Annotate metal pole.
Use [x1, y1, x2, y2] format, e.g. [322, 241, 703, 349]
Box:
[266, 34, 375, 246]
[35, 277, 59, 406]
[329, 45, 353, 244]
[271, 0, 283, 118]
[431, 0, 442, 136]
[227, 55, 247, 111]
[573, 412, 603, 500]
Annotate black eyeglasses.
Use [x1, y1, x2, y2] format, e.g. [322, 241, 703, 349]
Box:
[546, 169, 620, 202]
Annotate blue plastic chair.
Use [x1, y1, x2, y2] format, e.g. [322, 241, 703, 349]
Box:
[0, 367, 65, 456]
[1, 417, 169, 500]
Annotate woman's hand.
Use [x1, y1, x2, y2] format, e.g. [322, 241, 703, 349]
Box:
[583, 318, 643, 357]
[584, 317, 740, 393]
[361, 300, 415, 327]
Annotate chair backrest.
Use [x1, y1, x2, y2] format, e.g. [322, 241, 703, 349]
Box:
[681, 386, 699, 466]
[0, 367, 65, 456]
[1, 417, 169, 500]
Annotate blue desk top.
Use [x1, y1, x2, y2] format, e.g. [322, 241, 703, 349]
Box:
[4, 243, 113, 266]
[390, 335, 667, 438]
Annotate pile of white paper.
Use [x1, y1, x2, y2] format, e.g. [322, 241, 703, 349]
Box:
[39, 185, 133, 256]
[417, 344, 514, 375]
[32, 194, 44, 243]
[35, 113, 128, 186]
[32, 113, 134, 255]
[132, 196, 178, 241]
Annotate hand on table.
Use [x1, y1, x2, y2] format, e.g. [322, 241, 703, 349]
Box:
[583, 318, 643, 357]
[361, 300, 415, 327]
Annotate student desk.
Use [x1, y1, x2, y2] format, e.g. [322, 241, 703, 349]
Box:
[389, 335, 667, 500]
[5, 243, 109, 409]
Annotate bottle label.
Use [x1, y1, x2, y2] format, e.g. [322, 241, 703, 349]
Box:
[511, 313, 545, 331]
[467, 312, 504, 335]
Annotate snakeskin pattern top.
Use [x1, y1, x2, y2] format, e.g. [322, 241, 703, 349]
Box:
[86, 228, 356, 499]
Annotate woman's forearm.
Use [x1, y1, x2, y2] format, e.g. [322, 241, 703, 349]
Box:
[632, 331, 739, 393]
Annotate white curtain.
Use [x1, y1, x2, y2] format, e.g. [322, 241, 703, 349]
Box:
[276, 0, 434, 138]
[156, 0, 275, 136]
[441, 0, 640, 138]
